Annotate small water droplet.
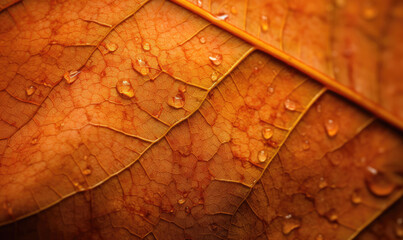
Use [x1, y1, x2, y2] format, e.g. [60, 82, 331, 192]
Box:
[168, 93, 185, 109]
[199, 37, 206, 44]
[282, 216, 301, 235]
[209, 53, 223, 66]
[326, 209, 338, 222]
[334, 0, 345, 8]
[262, 128, 273, 140]
[178, 198, 186, 205]
[362, 6, 377, 20]
[319, 177, 328, 189]
[231, 6, 237, 15]
[260, 15, 269, 32]
[365, 167, 396, 197]
[316, 104, 322, 113]
[31, 137, 38, 145]
[316, 234, 324, 240]
[106, 42, 118, 52]
[210, 71, 219, 81]
[197, 0, 203, 7]
[132, 56, 150, 76]
[396, 218, 403, 237]
[258, 150, 268, 163]
[64, 70, 80, 84]
[325, 119, 339, 137]
[284, 99, 297, 111]
[302, 140, 310, 150]
[3, 201, 13, 216]
[351, 190, 362, 204]
[268, 87, 275, 94]
[116, 79, 135, 98]
[142, 42, 151, 51]
[185, 206, 190, 214]
[26, 85, 36, 96]
[82, 168, 92, 176]
[216, 13, 229, 21]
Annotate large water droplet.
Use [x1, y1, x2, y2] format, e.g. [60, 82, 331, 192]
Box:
[258, 150, 268, 163]
[325, 119, 339, 137]
[209, 53, 223, 66]
[284, 99, 297, 111]
[282, 215, 301, 235]
[106, 42, 118, 52]
[178, 198, 186, 205]
[168, 93, 185, 109]
[216, 13, 229, 21]
[396, 218, 403, 237]
[262, 128, 273, 140]
[142, 42, 151, 51]
[26, 85, 36, 96]
[210, 71, 219, 82]
[116, 79, 135, 98]
[365, 167, 396, 197]
[199, 37, 206, 44]
[362, 6, 377, 20]
[64, 70, 80, 84]
[260, 15, 269, 32]
[351, 190, 362, 204]
[132, 56, 150, 76]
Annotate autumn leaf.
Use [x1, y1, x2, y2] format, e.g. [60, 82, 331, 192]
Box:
[0, 0, 402, 239]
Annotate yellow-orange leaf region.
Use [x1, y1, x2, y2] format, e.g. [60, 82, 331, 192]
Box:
[0, 0, 402, 239]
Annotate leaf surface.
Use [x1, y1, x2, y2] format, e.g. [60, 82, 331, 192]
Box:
[0, 0, 402, 239]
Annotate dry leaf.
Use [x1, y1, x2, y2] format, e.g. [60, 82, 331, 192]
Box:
[0, 0, 402, 239]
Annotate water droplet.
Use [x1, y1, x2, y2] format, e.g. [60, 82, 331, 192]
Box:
[231, 6, 237, 15]
[132, 56, 150, 76]
[116, 79, 135, 98]
[362, 6, 377, 20]
[82, 168, 92, 176]
[324, 119, 339, 137]
[209, 53, 223, 66]
[334, 0, 345, 8]
[26, 85, 36, 96]
[282, 216, 301, 235]
[178, 198, 186, 205]
[185, 206, 190, 214]
[302, 140, 310, 150]
[284, 99, 297, 111]
[262, 128, 273, 140]
[396, 218, 403, 237]
[3, 201, 13, 216]
[199, 37, 206, 44]
[31, 137, 38, 145]
[258, 150, 268, 163]
[319, 177, 328, 189]
[210, 71, 219, 81]
[197, 0, 203, 7]
[106, 42, 118, 52]
[268, 87, 275, 94]
[326, 209, 338, 222]
[142, 42, 151, 51]
[365, 167, 396, 197]
[216, 13, 229, 21]
[316, 104, 322, 113]
[316, 234, 324, 240]
[260, 15, 269, 32]
[178, 85, 187, 93]
[351, 190, 362, 204]
[64, 70, 80, 84]
[168, 93, 185, 109]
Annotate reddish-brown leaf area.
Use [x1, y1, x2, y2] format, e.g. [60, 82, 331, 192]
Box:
[0, 0, 402, 239]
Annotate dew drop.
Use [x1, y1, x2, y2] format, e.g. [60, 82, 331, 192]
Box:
[351, 190, 362, 204]
[302, 140, 310, 150]
[199, 37, 206, 44]
[258, 150, 268, 163]
[231, 6, 237, 15]
[197, 0, 203, 7]
[116, 79, 135, 98]
[132, 56, 150, 76]
[31, 137, 38, 145]
[268, 87, 275, 94]
[216, 13, 229, 21]
[326, 209, 338, 222]
[64, 70, 80, 84]
[316, 234, 324, 240]
[282, 216, 301, 235]
[106, 42, 118, 52]
[178, 198, 186, 205]
[319, 177, 328, 189]
[362, 6, 377, 20]
[365, 167, 396, 197]
[316, 104, 322, 113]
[168, 94, 185, 109]
[82, 168, 92, 176]
[26, 85, 36, 96]
[210, 71, 219, 82]
[396, 218, 403, 237]
[142, 42, 151, 51]
[284, 99, 297, 111]
[209, 53, 223, 66]
[262, 128, 273, 140]
[260, 15, 269, 32]
[185, 206, 190, 214]
[334, 0, 345, 8]
[324, 119, 339, 137]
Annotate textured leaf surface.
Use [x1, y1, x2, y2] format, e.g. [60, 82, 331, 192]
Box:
[0, 0, 402, 239]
